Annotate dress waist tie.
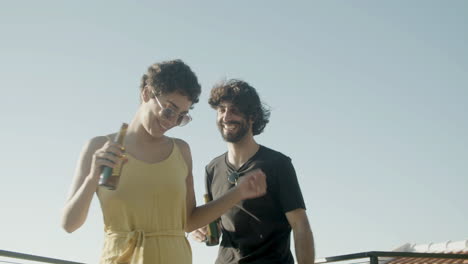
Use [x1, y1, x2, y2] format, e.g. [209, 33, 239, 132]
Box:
[106, 229, 185, 264]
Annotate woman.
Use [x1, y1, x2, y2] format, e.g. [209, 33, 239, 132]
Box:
[62, 60, 266, 264]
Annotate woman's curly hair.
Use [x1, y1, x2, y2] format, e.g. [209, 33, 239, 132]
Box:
[209, 79, 270, 135]
[140, 59, 201, 104]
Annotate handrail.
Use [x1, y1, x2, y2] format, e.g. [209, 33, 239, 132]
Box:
[2, 249, 467, 264]
[0, 250, 85, 264]
[316, 251, 468, 264]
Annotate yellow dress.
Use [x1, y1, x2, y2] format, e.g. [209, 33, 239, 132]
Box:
[97, 140, 191, 264]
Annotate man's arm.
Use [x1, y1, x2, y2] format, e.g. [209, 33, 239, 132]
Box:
[286, 208, 315, 264]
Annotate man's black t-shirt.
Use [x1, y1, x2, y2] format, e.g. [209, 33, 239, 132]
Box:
[205, 145, 306, 264]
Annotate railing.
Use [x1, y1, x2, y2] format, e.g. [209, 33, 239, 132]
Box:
[0, 250, 85, 264]
[316, 251, 468, 264]
[2, 249, 467, 264]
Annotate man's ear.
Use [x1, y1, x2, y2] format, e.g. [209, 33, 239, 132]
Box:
[248, 114, 256, 126]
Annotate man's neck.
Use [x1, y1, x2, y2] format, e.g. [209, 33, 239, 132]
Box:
[227, 135, 259, 170]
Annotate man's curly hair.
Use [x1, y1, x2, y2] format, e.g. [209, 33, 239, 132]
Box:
[209, 79, 270, 135]
[140, 59, 201, 104]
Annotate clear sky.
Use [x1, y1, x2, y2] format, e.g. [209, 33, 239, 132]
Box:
[1, 1, 467, 263]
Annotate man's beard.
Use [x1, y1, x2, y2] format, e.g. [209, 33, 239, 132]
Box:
[218, 120, 250, 143]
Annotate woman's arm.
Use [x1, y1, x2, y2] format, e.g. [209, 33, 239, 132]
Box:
[61, 136, 124, 233]
[178, 139, 266, 232]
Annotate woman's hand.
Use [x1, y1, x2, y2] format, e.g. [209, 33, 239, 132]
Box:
[88, 138, 126, 182]
[235, 169, 267, 200]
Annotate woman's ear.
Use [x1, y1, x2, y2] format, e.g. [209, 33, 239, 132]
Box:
[141, 86, 152, 103]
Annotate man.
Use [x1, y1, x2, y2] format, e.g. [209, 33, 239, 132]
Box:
[192, 79, 315, 264]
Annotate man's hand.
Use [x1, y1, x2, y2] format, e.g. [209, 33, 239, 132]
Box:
[190, 226, 208, 242]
